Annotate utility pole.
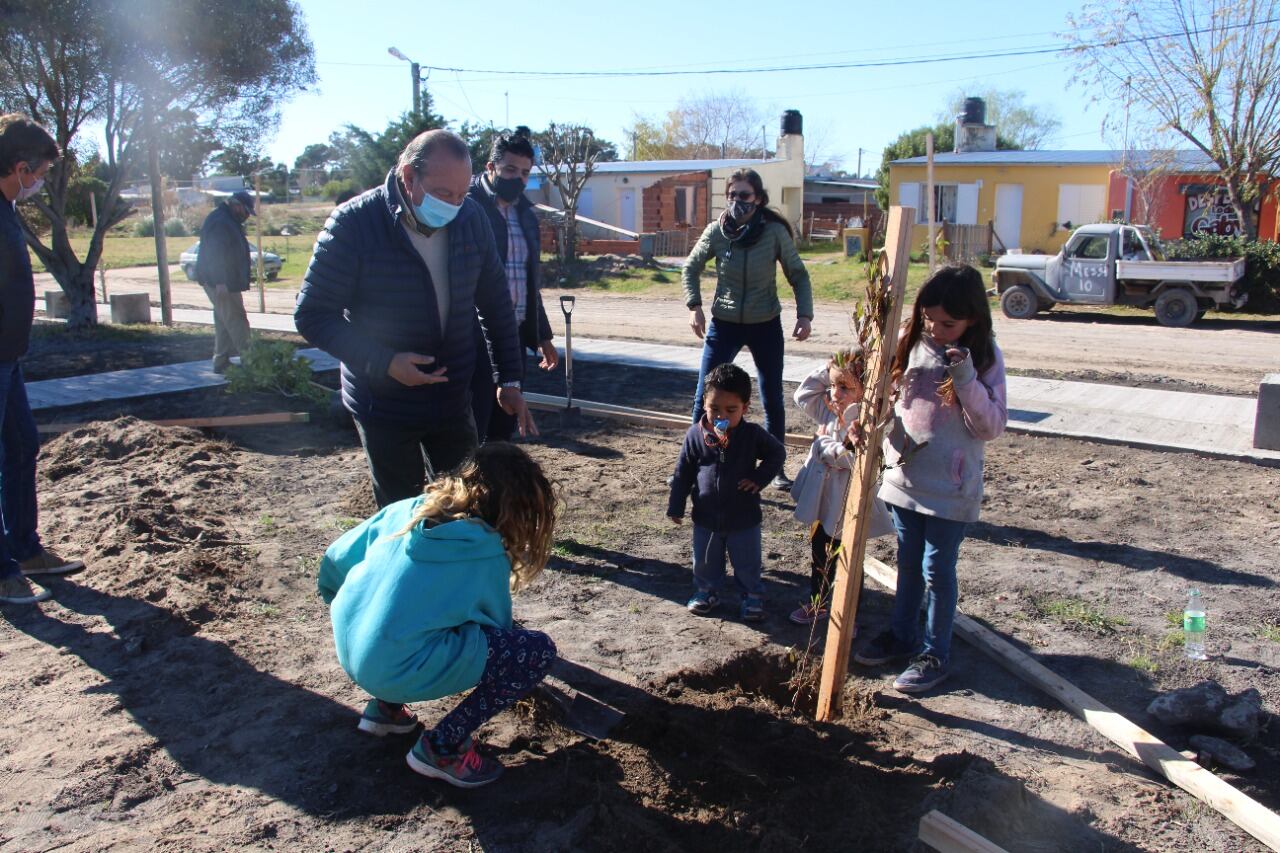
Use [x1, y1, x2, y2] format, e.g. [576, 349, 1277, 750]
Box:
[926, 132, 937, 273]
[388, 47, 421, 120]
[253, 172, 266, 313]
[761, 125, 766, 158]
[505, 91, 509, 128]
[857, 147, 866, 178]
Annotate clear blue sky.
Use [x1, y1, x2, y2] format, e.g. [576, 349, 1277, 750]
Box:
[267, 0, 1115, 174]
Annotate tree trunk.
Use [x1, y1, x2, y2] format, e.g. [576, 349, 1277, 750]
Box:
[565, 209, 578, 262]
[63, 266, 100, 327]
[1223, 180, 1259, 241]
[146, 99, 174, 325]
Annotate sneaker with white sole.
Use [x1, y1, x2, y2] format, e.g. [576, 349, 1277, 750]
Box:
[0, 574, 52, 605]
[788, 602, 829, 625]
[20, 549, 85, 577]
[740, 594, 765, 623]
[892, 654, 949, 694]
[406, 735, 503, 788]
[357, 699, 420, 736]
[853, 629, 914, 666]
[686, 590, 720, 616]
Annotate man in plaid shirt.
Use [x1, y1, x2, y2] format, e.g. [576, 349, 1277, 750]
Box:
[468, 133, 559, 442]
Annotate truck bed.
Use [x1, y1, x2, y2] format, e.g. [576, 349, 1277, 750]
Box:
[1115, 257, 1245, 283]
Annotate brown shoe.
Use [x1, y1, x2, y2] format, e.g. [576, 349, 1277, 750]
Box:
[20, 549, 85, 577]
[0, 574, 52, 604]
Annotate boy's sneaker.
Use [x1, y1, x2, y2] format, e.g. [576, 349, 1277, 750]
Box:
[893, 654, 949, 694]
[357, 699, 420, 736]
[788, 602, 829, 625]
[770, 473, 794, 492]
[406, 735, 503, 788]
[20, 549, 85, 577]
[740, 595, 765, 623]
[853, 629, 914, 666]
[686, 590, 720, 616]
[0, 574, 52, 605]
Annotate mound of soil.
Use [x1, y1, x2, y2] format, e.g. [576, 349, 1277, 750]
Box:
[37, 417, 256, 628]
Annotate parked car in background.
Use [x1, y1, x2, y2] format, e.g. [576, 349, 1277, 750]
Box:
[179, 242, 283, 282]
[993, 224, 1247, 327]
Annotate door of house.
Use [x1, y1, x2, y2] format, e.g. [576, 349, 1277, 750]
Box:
[618, 188, 636, 232]
[994, 184, 1023, 250]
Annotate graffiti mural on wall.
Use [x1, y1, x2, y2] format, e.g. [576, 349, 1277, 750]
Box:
[1183, 187, 1243, 237]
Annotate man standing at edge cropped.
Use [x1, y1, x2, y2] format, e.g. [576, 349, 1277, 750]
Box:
[0, 113, 86, 606]
[296, 129, 536, 508]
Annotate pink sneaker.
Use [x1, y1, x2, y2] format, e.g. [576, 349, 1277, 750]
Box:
[789, 602, 829, 625]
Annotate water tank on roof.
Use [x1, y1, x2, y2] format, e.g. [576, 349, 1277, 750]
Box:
[781, 109, 803, 136]
[962, 97, 986, 126]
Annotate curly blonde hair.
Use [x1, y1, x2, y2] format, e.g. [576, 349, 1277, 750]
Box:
[400, 443, 558, 590]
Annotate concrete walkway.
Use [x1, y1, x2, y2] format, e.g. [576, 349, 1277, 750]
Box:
[29, 299, 1278, 464]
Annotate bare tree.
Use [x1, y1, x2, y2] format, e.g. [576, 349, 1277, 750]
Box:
[0, 0, 314, 327]
[937, 88, 1061, 149]
[624, 90, 768, 160]
[1065, 0, 1280, 239]
[535, 123, 605, 261]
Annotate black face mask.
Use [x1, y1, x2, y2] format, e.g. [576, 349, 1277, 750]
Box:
[729, 199, 756, 222]
[492, 175, 525, 203]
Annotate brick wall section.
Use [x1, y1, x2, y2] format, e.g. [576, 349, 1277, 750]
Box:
[642, 171, 711, 231]
[538, 229, 639, 255]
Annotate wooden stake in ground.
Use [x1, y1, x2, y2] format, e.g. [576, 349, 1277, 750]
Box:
[863, 556, 1280, 852]
[815, 205, 915, 721]
[253, 173, 267, 314]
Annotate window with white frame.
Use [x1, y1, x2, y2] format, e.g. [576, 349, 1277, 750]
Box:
[899, 182, 979, 224]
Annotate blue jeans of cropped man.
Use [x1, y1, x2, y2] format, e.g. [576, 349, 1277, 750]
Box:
[692, 523, 763, 598]
[887, 503, 969, 663]
[0, 362, 42, 580]
[690, 315, 786, 447]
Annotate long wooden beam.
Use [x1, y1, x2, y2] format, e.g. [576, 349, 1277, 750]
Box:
[815, 205, 914, 721]
[918, 810, 1008, 853]
[37, 412, 311, 434]
[523, 392, 812, 448]
[864, 556, 1280, 851]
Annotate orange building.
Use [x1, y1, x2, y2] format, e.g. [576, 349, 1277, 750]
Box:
[1107, 152, 1278, 241]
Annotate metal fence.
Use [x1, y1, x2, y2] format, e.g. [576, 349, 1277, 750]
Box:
[649, 228, 693, 258]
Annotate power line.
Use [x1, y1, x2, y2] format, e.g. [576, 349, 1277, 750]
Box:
[416, 18, 1278, 80]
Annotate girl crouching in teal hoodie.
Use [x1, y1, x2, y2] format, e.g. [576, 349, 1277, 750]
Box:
[318, 443, 558, 788]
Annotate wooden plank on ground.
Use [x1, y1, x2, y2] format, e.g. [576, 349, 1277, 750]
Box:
[37, 412, 311, 434]
[864, 556, 1280, 852]
[815, 205, 914, 721]
[918, 810, 1008, 853]
[523, 392, 811, 447]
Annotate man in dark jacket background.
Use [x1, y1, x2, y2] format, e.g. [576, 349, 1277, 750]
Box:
[196, 189, 255, 373]
[0, 114, 85, 605]
[468, 132, 559, 443]
[295, 129, 535, 507]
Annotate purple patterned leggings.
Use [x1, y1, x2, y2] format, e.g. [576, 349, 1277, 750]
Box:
[428, 626, 556, 754]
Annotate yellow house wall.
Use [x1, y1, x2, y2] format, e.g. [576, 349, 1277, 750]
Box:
[888, 162, 1114, 254]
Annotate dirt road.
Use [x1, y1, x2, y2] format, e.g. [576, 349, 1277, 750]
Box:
[39, 268, 1280, 395]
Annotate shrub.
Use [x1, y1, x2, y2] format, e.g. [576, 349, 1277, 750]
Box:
[163, 218, 188, 237]
[1163, 234, 1280, 313]
[133, 216, 155, 237]
[224, 338, 327, 403]
[321, 178, 356, 201]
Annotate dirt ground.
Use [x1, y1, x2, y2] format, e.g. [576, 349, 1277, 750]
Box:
[3, 341, 1279, 851]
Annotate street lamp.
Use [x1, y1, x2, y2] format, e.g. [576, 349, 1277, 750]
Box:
[387, 46, 421, 121]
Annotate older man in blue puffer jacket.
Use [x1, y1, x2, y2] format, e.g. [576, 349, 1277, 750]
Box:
[296, 129, 536, 507]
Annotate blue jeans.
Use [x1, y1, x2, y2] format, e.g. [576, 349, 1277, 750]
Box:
[887, 504, 969, 663]
[692, 523, 763, 597]
[0, 362, 41, 580]
[691, 316, 786, 447]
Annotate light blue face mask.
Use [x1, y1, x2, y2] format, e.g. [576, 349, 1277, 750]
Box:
[412, 189, 463, 229]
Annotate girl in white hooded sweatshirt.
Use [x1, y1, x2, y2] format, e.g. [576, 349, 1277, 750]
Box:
[854, 265, 1007, 693]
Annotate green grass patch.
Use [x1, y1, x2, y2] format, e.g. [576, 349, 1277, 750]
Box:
[1128, 653, 1158, 674]
[1159, 630, 1186, 651]
[29, 322, 212, 343]
[335, 517, 361, 532]
[257, 514, 276, 529]
[1030, 595, 1128, 636]
[1259, 622, 1280, 643]
[551, 537, 588, 557]
[252, 602, 282, 618]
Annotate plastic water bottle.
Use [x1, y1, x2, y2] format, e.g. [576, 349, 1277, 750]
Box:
[1184, 589, 1207, 660]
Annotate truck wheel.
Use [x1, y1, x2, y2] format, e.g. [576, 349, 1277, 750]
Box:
[1000, 285, 1038, 320]
[1154, 288, 1197, 327]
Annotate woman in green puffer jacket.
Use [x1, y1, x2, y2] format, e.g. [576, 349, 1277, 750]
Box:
[681, 168, 813, 489]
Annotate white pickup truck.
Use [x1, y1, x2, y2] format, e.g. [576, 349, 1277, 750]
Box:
[992, 224, 1247, 327]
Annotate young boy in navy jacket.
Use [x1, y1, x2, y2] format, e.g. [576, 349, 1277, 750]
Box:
[667, 363, 785, 622]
